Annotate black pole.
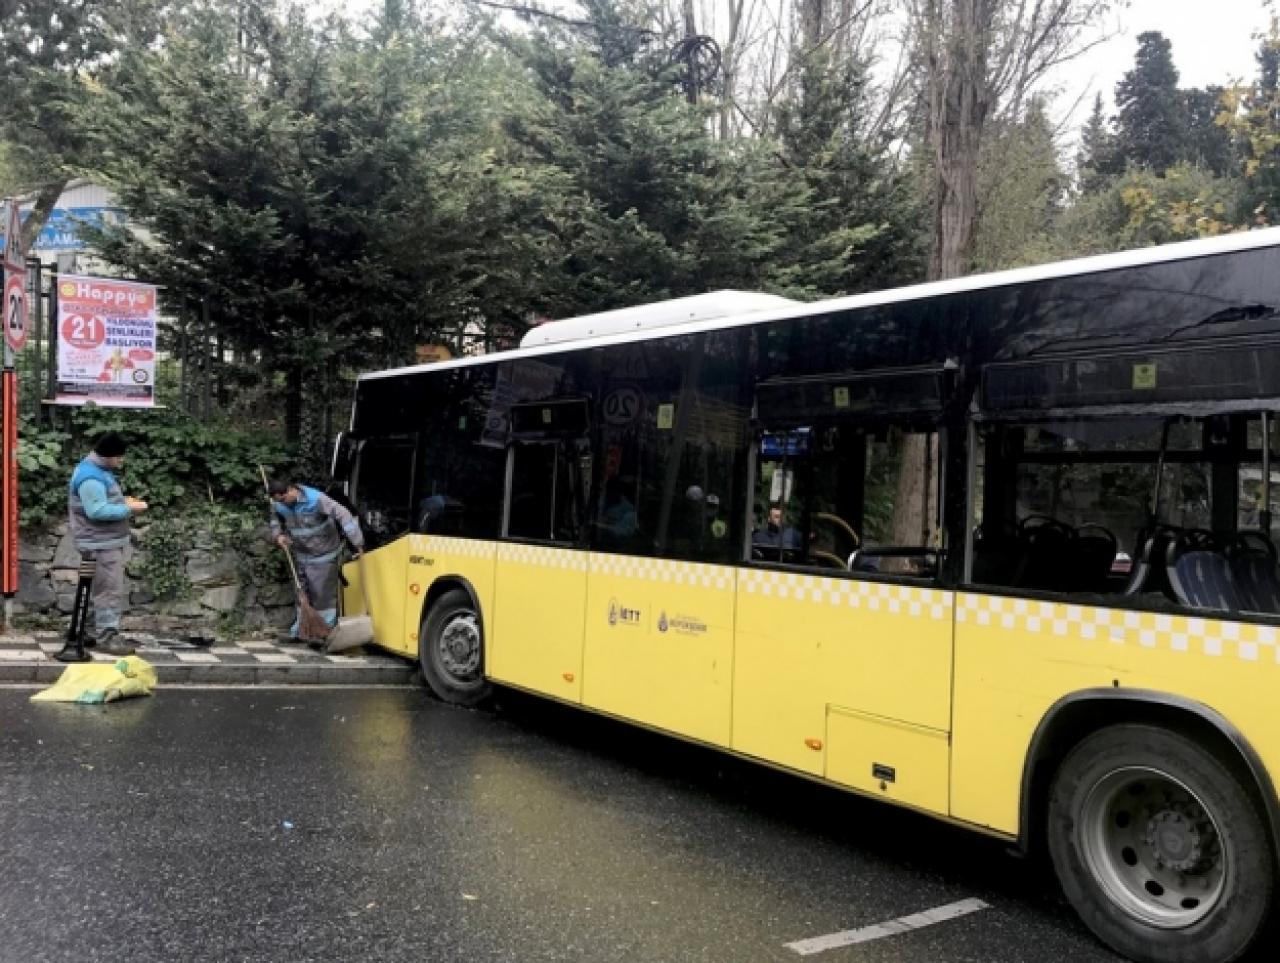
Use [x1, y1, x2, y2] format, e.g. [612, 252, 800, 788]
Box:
[27, 258, 42, 419]
[45, 264, 57, 409]
[201, 297, 212, 421]
[178, 311, 188, 413]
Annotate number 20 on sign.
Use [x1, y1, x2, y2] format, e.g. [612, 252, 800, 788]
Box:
[3, 273, 25, 354]
[3, 199, 25, 355]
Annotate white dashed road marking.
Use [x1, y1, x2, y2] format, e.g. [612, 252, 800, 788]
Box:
[784, 897, 991, 956]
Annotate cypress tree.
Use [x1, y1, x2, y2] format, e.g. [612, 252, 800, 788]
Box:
[1183, 86, 1234, 176]
[1112, 31, 1188, 173]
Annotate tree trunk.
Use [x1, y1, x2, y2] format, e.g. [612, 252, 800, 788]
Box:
[215, 329, 226, 407]
[890, 433, 930, 546]
[927, 0, 994, 282]
[19, 180, 66, 254]
[718, 0, 749, 140]
[201, 298, 213, 422]
[285, 364, 303, 444]
[891, 0, 994, 549]
[798, 0, 827, 49]
[178, 316, 189, 414]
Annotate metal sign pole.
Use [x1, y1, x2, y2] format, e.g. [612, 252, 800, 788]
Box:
[29, 257, 42, 417]
[2, 199, 29, 629]
[46, 263, 57, 408]
[2, 355, 15, 628]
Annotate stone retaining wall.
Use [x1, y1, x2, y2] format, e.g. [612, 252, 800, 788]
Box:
[15, 522, 296, 638]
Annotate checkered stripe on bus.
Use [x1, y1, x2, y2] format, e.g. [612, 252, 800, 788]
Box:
[497, 543, 588, 571]
[957, 593, 1280, 663]
[589, 554, 734, 591]
[738, 570, 951, 620]
[408, 534, 495, 558]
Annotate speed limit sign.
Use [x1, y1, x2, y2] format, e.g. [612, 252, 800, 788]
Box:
[4, 272, 26, 352]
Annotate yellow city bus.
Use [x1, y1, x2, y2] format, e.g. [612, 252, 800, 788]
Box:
[336, 230, 1280, 963]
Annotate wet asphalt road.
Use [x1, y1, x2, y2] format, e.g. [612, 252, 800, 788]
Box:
[0, 685, 1124, 963]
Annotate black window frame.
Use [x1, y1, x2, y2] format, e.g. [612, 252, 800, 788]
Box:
[350, 433, 419, 550]
[747, 364, 956, 586]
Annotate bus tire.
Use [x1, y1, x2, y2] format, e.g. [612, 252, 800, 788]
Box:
[1046, 724, 1273, 963]
[419, 589, 491, 707]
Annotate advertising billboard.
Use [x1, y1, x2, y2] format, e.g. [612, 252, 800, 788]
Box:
[55, 274, 156, 407]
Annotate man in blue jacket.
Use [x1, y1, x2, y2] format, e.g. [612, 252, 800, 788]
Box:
[67, 431, 148, 656]
[267, 479, 364, 643]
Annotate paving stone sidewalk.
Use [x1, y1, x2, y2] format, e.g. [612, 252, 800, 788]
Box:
[0, 632, 419, 686]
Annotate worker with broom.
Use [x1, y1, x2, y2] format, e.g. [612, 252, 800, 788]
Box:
[266, 478, 364, 645]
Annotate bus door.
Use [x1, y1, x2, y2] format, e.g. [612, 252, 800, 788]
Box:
[488, 399, 592, 702]
[346, 433, 417, 653]
[733, 366, 955, 813]
[579, 334, 742, 748]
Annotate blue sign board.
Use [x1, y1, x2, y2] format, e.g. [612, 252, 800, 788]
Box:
[0, 206, 128, 253]
[760, 428, 811, 458]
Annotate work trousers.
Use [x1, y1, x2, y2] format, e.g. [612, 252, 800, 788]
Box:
[289, 556, 340, 637]
[83, 547, 126, 636]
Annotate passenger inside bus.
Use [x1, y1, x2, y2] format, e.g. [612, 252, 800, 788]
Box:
[595, 477, 638, 541]
[752, 504, 802, 552]
[415, 493, 466, 535]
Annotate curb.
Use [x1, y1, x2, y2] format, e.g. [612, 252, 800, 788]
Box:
[0, 633, 420, 687]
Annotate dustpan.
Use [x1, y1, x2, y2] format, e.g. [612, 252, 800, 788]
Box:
[327, 554, 374, 654]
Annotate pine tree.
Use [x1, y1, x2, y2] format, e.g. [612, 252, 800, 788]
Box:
[1076, 92, 1116, 192]
[1112, 31, 1188, 173]
[771, 45, 925, 295]
[77, 1, 561, 464]
[974, 99, 1066, 269]
[1183, 86, 1234, 176]
[499, 1, 814, 315]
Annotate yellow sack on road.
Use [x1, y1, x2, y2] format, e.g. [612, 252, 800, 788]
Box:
[31, 656, 158, 704]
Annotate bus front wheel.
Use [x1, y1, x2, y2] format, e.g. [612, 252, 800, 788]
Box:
[1047, 724, 1273, 963]
[419, 589, 491, 707]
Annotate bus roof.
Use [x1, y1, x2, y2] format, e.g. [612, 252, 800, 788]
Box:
[518, 291, 799, 348]
[360, 225, 1280, 383]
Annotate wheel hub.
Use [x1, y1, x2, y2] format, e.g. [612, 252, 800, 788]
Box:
[438, 614, 480, 678]
[1144, 807, 1210, 873]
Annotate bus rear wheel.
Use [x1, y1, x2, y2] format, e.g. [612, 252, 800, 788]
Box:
[1047, 724, 1273, 963]
[419, 589, 491, 707]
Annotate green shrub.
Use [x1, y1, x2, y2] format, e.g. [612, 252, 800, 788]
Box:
[16, 416, 71, 528]
[17, 406, 297, 529]
[133, 515, 195, 600]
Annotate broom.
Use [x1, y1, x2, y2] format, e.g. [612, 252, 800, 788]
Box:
[260, 466, 331, 643]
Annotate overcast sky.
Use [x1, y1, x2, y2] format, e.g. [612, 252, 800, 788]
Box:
[1059, 0, 1272, 118]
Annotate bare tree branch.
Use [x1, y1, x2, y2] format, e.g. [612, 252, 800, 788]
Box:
[468, 0, 638, 33]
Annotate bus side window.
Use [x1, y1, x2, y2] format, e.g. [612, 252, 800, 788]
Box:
[749, 423, 942, 578]
[351, 436, 416, 551]
[968, 419, 1208, 598]
[858, 428, 942, 576]
[506, 441, 582, 544]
